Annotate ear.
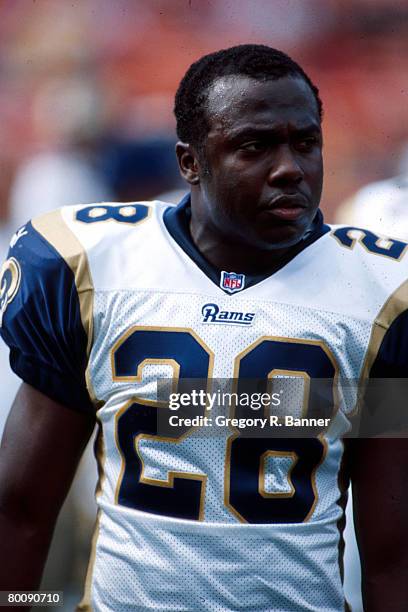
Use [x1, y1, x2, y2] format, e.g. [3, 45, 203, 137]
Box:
[175, 142, 200, 185]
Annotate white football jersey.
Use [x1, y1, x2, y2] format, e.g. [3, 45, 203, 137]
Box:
[2, 197, 408, 611]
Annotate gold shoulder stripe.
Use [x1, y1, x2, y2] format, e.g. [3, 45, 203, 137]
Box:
[32, 209, 94, 358]
[353, 278, 408, 416]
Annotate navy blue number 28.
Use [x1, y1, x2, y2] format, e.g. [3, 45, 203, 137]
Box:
[113, 328, 337, 523]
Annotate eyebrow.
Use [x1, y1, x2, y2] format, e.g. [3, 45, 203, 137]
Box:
[227, 123, 321, 141]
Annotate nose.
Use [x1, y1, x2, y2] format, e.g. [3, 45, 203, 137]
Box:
[267, 145, 304, 186]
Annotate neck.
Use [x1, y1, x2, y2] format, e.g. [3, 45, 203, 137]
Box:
[189, 215, 300, 275]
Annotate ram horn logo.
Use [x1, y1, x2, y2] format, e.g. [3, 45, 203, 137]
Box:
[0, 258, 21, 327]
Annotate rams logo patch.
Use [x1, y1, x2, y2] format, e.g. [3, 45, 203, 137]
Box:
[201, 303, 255, 326]
[0, 257, 21, 326]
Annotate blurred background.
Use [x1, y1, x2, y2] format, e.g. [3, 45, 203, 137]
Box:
[1, 0, 407, 610]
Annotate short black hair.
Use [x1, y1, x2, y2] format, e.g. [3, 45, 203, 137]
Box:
[174, 44, 322, 150]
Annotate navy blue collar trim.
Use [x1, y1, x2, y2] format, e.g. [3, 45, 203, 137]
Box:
[163, 194, 330, 294]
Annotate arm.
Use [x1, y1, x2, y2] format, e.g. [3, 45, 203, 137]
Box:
[350, 438, 408, 610]
[0, 383, 95, 594]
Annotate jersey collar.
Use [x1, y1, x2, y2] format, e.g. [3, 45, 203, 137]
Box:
[163, 194, 330, 295]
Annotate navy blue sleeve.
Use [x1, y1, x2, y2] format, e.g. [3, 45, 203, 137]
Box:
[0, 222, 94, 414]
[369, 310, 408, 378]
[358, 310, 408, 436]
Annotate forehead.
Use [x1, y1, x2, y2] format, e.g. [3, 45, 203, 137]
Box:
[205, 75, 320, 134]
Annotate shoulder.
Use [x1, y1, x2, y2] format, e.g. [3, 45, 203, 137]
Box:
[4, 200, 169, 277]
[322, 222, 408, 326]
[326, 222, 408, 287]
[328, 222, 408, 264]
[1, 199, 170, 332]
[1, 200, 172, 320]
[32, 200, 168, 259]
[0, 218, 71, 328]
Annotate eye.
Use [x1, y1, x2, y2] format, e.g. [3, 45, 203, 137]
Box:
[295, 137, 319, 152]
[239, 141, 267, 152]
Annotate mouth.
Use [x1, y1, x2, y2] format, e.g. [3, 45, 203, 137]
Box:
[258, 194, 308, 221]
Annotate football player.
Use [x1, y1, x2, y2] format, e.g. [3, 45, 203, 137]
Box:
[0, 45, 407, 611]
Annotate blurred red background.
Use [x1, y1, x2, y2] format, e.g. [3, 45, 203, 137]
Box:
[0, 0, 407, 221]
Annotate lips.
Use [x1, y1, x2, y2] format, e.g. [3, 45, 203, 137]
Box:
[262, 193, 308, 209]
[258, 194, 308, 221]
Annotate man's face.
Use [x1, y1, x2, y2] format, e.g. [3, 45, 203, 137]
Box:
[195, 75, 323, 250]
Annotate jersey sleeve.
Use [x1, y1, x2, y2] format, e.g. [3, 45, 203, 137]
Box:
[0, 220, 94, 414]
[358, 300, 408, 437]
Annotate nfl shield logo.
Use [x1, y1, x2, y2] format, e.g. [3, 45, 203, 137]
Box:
[220, 271, 245, 294]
